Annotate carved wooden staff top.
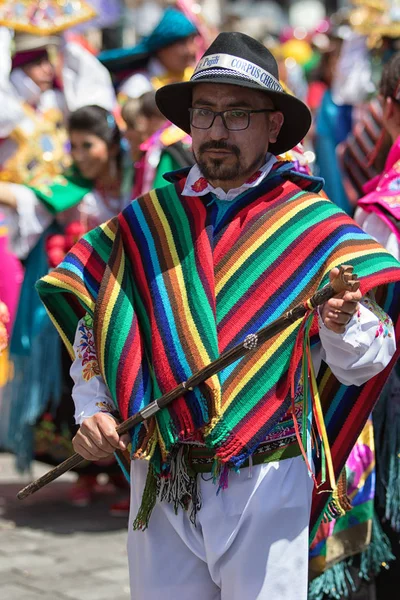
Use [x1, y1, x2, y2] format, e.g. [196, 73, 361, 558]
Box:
[17, 265, 360, 500]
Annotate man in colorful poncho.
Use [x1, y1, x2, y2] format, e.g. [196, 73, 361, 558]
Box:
[36, 33, 400, 600]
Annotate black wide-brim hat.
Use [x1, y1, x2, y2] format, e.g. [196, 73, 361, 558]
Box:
[156, 32, 312, 156]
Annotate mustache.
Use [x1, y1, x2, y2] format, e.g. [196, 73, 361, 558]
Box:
[199, 140, 240, 157]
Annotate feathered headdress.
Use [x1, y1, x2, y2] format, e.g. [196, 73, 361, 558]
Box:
[0, 0, 96, 35]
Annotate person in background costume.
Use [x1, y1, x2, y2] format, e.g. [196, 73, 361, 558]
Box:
[333, 0, 400, 211]
[122, 91, 194, 198]
[0, 28, 115, 187]
[99, 6, 199, 103]
[0, 105, 132, 507]
[354, 52, 400, 599]
[36, 33, 400, 600]
[310, 46, 400, 600]
[0, 19, 116, 446]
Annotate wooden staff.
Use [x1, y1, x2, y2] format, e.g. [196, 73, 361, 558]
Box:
[17, 265, 359, 500]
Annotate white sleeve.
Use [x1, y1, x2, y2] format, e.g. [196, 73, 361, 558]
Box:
[314, 297, 396, 386]
[354, 207, 400, 260]
[71, 318, 116, 425]
[0, 28, 24, 138]
[331, 33, 375, 106]
[119, 72, 153, 99]
[62, 42, 116, 112]
[5, 184, 53, 259]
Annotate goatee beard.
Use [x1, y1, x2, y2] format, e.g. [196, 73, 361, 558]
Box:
[195, 141, 265, 184]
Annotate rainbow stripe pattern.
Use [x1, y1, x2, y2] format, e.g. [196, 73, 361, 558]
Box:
[36, 162, 400, 532]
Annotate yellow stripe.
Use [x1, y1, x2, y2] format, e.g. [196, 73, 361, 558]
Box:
[98, 249, 126, 373]
[323, 247, 393, 277]
[45, 308, 74, 359]
[151, 191, 219, 389]
[309, 348, 336, 491]
[101, 220, 117, 241]
[349, 420, 375, 500]
[216, 197, 317, 295]
[222, 320, 299, 410]
[318, 366, 331, 395]
[42, 274, 95, 312]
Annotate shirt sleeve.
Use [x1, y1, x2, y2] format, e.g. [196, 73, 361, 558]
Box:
[316, 296, 396, 386]
[118, 72, 153, 100]
[5, 184, 53, 259]
[0, 28, 24, 138]
[70, 317, 116, 425]
[62, 42, 116, 112]
[354, 207, 400, 261]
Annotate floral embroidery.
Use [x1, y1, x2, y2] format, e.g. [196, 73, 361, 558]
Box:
[264, 384, 303, 443]
[77, 317, 100, 381]
[191, 177, 208, 193]
[381, 194, 400, 208]
[375, 320, 391, 338]
[388, 177, 400, 192]
[95, 400, 115, 413]
[83, 313, 94, 328]
[362, 296, 393, 339]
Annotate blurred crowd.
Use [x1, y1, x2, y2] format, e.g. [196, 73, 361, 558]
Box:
[0, 1, 399, 599]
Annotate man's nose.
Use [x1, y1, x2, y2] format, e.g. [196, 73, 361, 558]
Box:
[208, 114, 229, 140]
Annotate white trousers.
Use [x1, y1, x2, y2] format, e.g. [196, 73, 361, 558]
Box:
[127, 455, 313, 600]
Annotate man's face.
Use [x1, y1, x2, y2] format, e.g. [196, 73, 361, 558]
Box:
[156, 35, 198, 74]
[23, 55, 54, 92]
[191, 83, 284, 190]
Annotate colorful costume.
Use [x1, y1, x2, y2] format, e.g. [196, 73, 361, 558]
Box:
[309, 131, 400, 600]
[99, 7, 198, 102]
[356, 138, 400, 583]
[0, 4, 116, 455]
[314, 90, 353, 214]
[0, 28, 115, 186]
[36, 32, 400, 600]
[36, 158, 400, 599]
[132, 124, 193, 198]
[338, 98, 389, 209]
[2, 160, 132, 470]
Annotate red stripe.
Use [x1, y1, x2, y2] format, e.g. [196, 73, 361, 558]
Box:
[217, 212, 348, 348]
[311, 301, 400, 531]
[214, 181, 297, 262]
[119, 209, 196, 436]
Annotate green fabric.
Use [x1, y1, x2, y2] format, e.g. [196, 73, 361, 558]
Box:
[28, 166, 93, 215]
[152, 151, 181, 189]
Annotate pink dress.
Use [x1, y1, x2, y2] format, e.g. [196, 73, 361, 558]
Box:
[358, 134, 400, 243]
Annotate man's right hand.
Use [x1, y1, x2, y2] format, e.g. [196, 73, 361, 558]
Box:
[72, 413, 130, 461]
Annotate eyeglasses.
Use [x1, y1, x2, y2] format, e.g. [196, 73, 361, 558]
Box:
[188, 107, 276, 131]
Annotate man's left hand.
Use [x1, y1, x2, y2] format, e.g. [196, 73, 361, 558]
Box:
[321, 267, 363, 334]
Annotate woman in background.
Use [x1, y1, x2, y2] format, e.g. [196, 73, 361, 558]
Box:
[0, 105, 132, 508]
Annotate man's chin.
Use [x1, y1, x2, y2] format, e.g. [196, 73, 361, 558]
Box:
[199, 158, 240, 182]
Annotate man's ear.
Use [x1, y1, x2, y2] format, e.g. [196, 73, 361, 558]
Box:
[268, 112, 284, 144]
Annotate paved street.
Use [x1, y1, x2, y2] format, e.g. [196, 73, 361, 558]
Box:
[0, 453, 130, 600]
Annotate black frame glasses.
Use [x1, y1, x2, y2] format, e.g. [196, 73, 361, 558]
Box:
[188, 107, 276, 131]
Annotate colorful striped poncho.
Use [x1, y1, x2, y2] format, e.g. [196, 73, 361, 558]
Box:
[36, 162, 400, 533]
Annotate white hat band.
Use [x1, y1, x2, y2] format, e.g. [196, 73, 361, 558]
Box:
[192, 53, 283, 92]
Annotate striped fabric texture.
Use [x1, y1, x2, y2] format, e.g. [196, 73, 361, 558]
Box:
[36, 162, 400, 532]
[338, 98, 390, 207]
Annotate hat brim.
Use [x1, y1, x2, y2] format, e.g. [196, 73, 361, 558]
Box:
[156, 78, 311, 156]
[14, 35, 61, 53]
